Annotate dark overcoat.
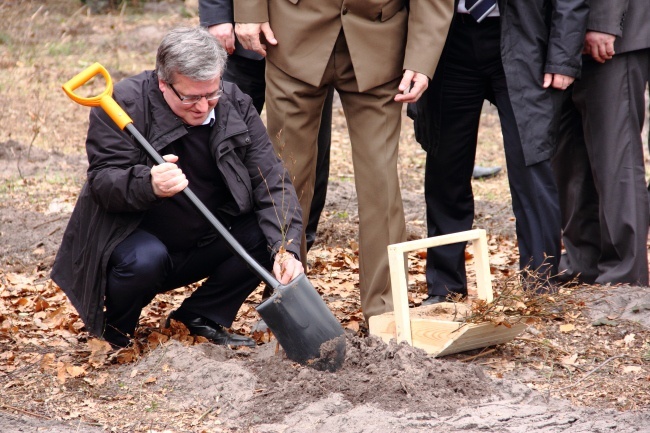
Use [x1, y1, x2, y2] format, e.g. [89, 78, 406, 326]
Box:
[411, 0, 588, 166]
[51, 71, 302, 336]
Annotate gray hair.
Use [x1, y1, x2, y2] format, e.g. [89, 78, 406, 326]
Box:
[156, 26, 227, 83]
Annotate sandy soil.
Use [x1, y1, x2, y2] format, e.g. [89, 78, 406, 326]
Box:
[2, 324, 649, 432]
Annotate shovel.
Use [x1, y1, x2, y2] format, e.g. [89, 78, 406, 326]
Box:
[62, 63, 346, 371]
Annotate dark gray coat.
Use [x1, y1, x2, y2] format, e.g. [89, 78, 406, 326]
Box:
[588, 0, 650, 54]
[51, 71, 302, 336]
[411, 0, 588, 166]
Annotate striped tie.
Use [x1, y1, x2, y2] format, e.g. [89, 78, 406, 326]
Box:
[465, 0, 497, 23]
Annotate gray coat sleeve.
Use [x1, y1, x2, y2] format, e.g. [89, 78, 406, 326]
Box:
[587, 0, 629, 37]
[199, 0, 233, 26]
[544, 0, 589, 78]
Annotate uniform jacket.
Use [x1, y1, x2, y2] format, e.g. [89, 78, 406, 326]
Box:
[199, 0, 264, 61]
[233, 0, 455, 92]
[51, 71, 302, 336]
[411, 0, 588, 166]
[587, 0, 650, 54]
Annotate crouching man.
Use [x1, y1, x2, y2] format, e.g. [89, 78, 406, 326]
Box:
[52, 27, 303, 349]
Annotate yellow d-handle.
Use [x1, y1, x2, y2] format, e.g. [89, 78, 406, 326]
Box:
[62, 62, 133, 130]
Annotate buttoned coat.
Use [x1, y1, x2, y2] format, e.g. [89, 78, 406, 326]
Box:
[234, 0, 455, 92]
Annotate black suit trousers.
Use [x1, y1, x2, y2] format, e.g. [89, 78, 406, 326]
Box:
[103, 213, 270, 347]
[424, 16, 561, 296]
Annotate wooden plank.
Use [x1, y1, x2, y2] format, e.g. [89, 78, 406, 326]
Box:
[388, 229, 486, 255]
[407, 318, 466, 355]
[473, 230, 493, 303]
[431, 322, 526, 357]
[387, 245, 411, 344]
[369, 311, 526, 357]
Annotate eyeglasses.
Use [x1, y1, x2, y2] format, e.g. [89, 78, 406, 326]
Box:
[167, 81, 223, 105]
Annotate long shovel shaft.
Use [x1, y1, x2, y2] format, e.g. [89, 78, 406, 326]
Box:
[125, 124, 279, 289]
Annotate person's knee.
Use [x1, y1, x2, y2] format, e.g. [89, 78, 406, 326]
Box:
[119, 244, 168, 275]
[109, 234, 171, 290]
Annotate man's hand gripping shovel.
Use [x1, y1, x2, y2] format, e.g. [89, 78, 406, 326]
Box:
[63, 63, 346, 371]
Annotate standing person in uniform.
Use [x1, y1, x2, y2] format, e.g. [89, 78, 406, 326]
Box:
[553, 0, 650, 286]
[410, 0, 588, 304]
[199, 0, 334, 251]
[234, 0, 455, 319]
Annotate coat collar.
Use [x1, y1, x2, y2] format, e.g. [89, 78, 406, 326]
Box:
[145, 71, 187, 151]
[211, 81, 249, 142]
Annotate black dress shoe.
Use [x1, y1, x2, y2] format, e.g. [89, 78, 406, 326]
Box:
[166, 310, 255, 347]
[422, 295, 448, 306]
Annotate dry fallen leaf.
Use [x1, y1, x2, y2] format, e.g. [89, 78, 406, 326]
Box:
[88, 338, 112, 368]
[66, 364, 86, 378]
[40, 353, 56, 372]
[559, 324, 575, 333]
[623, 333, 636, 347]
[560, 354, 578, 366]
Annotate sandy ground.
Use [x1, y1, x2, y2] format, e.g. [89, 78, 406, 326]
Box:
[2, 296, 649, 433]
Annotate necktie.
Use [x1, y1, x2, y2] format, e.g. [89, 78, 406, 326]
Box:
[465, 0, 497, 23]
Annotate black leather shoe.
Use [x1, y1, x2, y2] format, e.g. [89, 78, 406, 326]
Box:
[166, 310, 256, 347]
[472, 165, 502, 179]
[422, 295, 448, 305]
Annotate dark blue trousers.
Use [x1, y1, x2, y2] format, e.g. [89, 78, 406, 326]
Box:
[103, 214, 271, 346]
[424, 16, 561, 296]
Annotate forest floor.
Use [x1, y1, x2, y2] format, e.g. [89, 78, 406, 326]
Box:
[1, 1, 649, 432]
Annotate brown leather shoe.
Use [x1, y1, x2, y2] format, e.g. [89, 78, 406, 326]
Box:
[166, 310, 255, 347]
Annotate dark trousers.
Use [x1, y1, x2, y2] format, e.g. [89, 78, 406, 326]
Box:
[224, 54, 334, 250]
[424, 15, 561, 296]
[553, 51, 650, 285]
[103, 214, 271, 346]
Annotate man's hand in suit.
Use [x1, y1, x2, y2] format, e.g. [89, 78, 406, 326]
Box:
[582, 31, 616, 63]
[542, 73, 575, 90]
[394, 70, 428, 103]
[235, 22, 277, 57]
[207, 23, 236, 55]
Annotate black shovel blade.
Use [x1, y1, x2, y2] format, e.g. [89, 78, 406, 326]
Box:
[256, 273, 346, 371]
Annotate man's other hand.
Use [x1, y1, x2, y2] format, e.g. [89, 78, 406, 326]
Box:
[542, 73, 575, 90]
[208, 23, 236, 55]
[151, 154, 188, 197]
[583, 31, 616, 63]
[273, 251, 304, 285]
[235, 22, 277, 57]
[394, 70, 429, 103]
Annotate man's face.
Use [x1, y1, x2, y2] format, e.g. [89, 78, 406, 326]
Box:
[159, 74, 221, 126]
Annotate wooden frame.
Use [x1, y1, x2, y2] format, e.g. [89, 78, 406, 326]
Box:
[368, 229, 525, 357]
